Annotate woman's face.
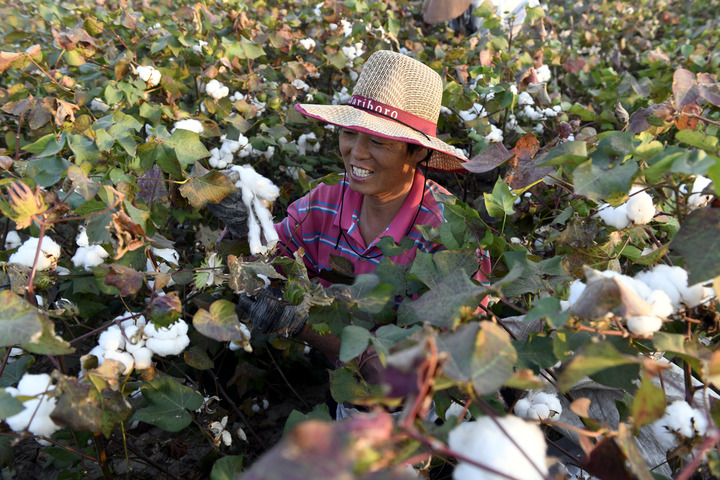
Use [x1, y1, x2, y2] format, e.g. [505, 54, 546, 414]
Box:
[339, 129, 427, 203]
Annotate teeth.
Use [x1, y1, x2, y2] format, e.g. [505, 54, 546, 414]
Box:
[353, 166, 372, 178]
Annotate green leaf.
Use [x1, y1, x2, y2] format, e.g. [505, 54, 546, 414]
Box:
[437, 322, 517, 395]
[210, 456, 245, 480]
[483, 178, 516, 218]
[525, 296, 569, 327]
[26, 156, 71, 187]
[558, 339, 639, 392]
[573, 158, 638, 202]
[631, 376, 665, 428]
[193, 300, 250, 342]
[0, 353, 33, 388]
[398, 269, 486, 328]
[131, 376, 204, 432]
[223, 37, 266, 60]
[538, 140, 588, 169]
[22, 132, 65, 157]
[0, 389, 24, 419]
[67, 165, 100, 200]
[408, 250, 479, 289]
[282, 404, 331, 437]
[514, 334, 558, 373]
[164, 129, 210, 166]
[676, 129, 719, 153]
[339, 325, 372, 363]
[0, 290, 47, 346]
[500, 250, 566, 297]
[67, 134, 100, 163]
[670, 207, 720, 284]
[179, 169, 236, 209]
[329, 367, 378, 404]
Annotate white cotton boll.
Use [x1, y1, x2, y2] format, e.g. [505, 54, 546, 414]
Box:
[484, 124, 504, 144]
[533, 124, 544, 134]
[681, 283, 706, 307]
[246, 213, 265, 255]
[514, 391, 562, 420]
[90, 98, 110, 112]
[9, 236, 61, 270]
[146, 334, 190, 357]
[635, 271, 681, 308]
[291, 79, 310, 92]
[75, 228, 89, 247]
[4, 373, 60, 438]
[173, 119, 204, 134]
[651, 400, 709, 452]
[626, 191, 655, 225]
[448, 415, 548, 480]
[4, 231, 21, 250]
[98, 325, 126, 352]
[72, 245, 109, 270]
[104, 350, 134, 375]
[137, 65, 152, 82]
[445, 402, 471, 421]
[627, 315, 663, 336]
[687, 175, 713, 209]
[566, 279, 587, 307]
[535, 65, 552, 83]
[651, 265, 689, 295]
[145, 319, 187, 340]
[152, 247, 179, 266]
[119, 313, 146, 329]
[646, 290, 674, 317]
[518, 91, 534, 105]
[221, 139, 241, 154]
[299, 38, 316, 50]
[596, 203, 630, 229]
[253, 198, 279, 248]
[132, 347, 154, 369]
[123, 325, 144, 353]
[542, 107, 558, 118]
[88, 345, 106, 366]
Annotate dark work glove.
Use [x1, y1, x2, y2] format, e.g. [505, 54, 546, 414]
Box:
[236, 287, 307, 336]
[206, 189, 249, 239]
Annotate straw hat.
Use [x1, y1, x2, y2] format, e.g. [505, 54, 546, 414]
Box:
[295, 50, 468, 173]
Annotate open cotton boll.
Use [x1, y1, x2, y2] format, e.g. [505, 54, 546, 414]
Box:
[646, 290, 674, 317]
[597, 203, 630, 229]
[119, 313, 146, 329]
[4, 373, 60, 438]
[298, 37, 316, 50]
[152, 247, 180, 266]
[173, 119, 204, 134]
[72, 245, 110, 270]
[627, 315, 663, 336]
[484, 124, 504, 144]
[131, 347, 154, 369]
[635, 270, 682, 308]
[448, 415, 548, 480]
[651, 400, 710, 452]
[145, 319, 188, 340]
[514, 391, 562, 420]
[625, 191, 655, 225]
[687, 175, 713, 209]
[9, 236, 61, 270]
[122, 325, 145, 353]
[104, 350, 134, 375]
[4, 230, 22, 250]
[146, 335, 190, 357]
[98, 325, 126, 352]
[445, 401, 471, 422]
[681, 283, 707, 307]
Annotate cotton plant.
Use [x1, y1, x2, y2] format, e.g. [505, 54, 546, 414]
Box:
[208, 134, 249, 169]
[209, 415, 233, 447]
[650, 400, 711, 452]
[596, 187, 656, 229]
[227, 164, 281, 255]
[9, 235, 61, 271]
[146, 246, 180, 288]
[297, 132, 321, 156]
[71, 227, 109, 270]
[191, 39, 208, 53]
[135, 65, 162, 87]
[484, 123, 504, 144]
[514, 391, 563, 420]
[205, 79, 230, 100]
[4, 373, 61, 438]
[444, 401, 472, 422]
[458, 103, 488, 122]
[228, 322, 253, 353]
[448, 415, 549, 480]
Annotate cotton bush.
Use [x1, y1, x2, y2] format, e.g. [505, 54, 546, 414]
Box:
[4, 373, 60, 438]
[651, 400, 710, 452]
[9, 236, 61, 271]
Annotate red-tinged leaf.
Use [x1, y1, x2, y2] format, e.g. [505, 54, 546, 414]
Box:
[104, 263, 144, 296]
[1, 96, 35, 116]
[179, 169, 236, 209]
[462, 142, 513, 174]
[67, 165, 101, 200]
[674, 103, 702, 130]
[564, 56, 588, 74]
[697, 72, 720, 106]
[580, 436, 635, 480]
[193, 299, 249, 342]
[149, 292, 182, 327]
[673, 68, 700, 109]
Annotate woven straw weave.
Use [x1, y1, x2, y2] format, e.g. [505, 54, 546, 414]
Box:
[295, 50, 468, 173]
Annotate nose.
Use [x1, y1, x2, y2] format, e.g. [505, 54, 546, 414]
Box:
[348, 133, 371, 161]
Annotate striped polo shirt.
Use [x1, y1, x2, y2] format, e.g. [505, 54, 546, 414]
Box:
[274, 169, 491, 287]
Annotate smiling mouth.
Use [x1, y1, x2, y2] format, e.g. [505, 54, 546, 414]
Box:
[352, 166, 373, 178]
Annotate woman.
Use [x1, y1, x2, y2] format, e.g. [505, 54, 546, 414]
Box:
[215, 50, 490, 382]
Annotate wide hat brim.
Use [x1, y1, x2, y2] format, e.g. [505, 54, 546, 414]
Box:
[295, 103, 468, 173]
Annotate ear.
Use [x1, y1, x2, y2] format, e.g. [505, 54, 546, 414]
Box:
[411, 147, 430, 166]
